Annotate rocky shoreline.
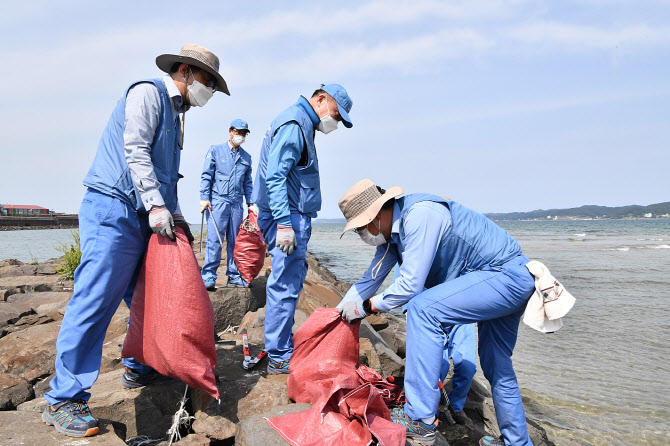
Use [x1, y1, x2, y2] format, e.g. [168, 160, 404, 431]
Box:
[0, 245, 556, 445]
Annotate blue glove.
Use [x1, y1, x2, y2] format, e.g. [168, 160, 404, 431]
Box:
[338, 300, 368, 323]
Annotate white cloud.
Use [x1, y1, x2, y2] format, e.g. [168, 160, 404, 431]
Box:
[508, 22, 670, 50]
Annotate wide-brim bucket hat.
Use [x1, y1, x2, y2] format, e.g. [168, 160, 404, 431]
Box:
[339, 179, 403, 237]
[156, 44, 230, 95]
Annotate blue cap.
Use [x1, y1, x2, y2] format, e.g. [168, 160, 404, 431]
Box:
[321, 84, 353, 128]
[230, 119, 250, 132]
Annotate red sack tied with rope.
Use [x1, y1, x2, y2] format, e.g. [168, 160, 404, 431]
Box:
[121, 227, 219, 399]
[233, 209, 266, 284]
[268, 308, 405, 446]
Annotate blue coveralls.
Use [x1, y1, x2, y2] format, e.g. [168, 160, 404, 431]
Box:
[45, 78, 181, 404]
[250, 96, 321, 362]
[342, 194, 535, 446]
[392, 268, 477, 413]
[200, 142, 253, 282]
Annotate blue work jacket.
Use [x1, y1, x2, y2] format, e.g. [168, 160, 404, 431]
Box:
[346, 194, 524, 312]
[200, 142, 253, 204]
[251, 96, 321, 225]
[83, 78, 181, 213]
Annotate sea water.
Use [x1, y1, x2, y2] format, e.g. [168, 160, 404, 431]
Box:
[1, 219, 669, 445]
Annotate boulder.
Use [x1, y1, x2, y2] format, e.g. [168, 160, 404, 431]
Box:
[359, 320, 405, 378]
[87, 369, 187, 440]
[234, 403, 312, 446]
[209, 279, 267, 334]
[0, 274, 66, 298]
[0, 374, 34, 410]
[0, 409, 125, 445]
[0, 322, 59, 383]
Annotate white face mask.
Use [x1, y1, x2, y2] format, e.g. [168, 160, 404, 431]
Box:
[186, 69, 214, 107]
[232, 135, 245, 147]
[317, 97, 339, 134]
[358, 220, 386, 246]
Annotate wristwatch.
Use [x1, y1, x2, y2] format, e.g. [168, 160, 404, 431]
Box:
[362, 298, 373, 315]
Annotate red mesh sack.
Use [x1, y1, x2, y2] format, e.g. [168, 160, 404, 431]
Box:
[121, 227, 219, 399]
[287, 307, 360, 403]
[356, 365, 406, 407]
[233, 209, 266, 284]
[269, 308, 405, 446]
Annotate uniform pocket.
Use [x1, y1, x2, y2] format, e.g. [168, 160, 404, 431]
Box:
[298, 174, 321, 214]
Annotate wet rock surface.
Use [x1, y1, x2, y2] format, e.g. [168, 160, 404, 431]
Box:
[0, 251, 556, 445]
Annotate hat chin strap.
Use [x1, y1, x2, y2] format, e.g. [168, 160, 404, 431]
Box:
[371, 242, 390, 281]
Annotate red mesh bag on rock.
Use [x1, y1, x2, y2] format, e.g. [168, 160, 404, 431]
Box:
[287, 307, 360, 403]
[268, 308, 405, 446]
[121, 227, 219, 399]
[233, 209, 266, 284]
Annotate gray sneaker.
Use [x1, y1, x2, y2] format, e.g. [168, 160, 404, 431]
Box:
[42, 400, 99, 437]
[267, 359, 290, 374]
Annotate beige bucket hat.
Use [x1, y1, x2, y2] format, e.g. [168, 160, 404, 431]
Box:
[339, 179, 403, 237]
[156, 44, 230, 95]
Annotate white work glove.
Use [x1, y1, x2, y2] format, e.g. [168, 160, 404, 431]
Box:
[248, 203, 259, 215]
[276, 224, 297, 255]
[338, 300, 368, 323]
[149, 205, 175, 241]
[200, 200, 212, 213]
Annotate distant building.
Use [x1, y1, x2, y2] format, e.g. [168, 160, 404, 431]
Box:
[1, 204, 50, 216]
[644, 213, 652, 218]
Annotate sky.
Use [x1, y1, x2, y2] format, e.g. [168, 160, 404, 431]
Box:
[1, 0, 668, 222]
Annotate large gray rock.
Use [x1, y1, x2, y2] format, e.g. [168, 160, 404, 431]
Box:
[209, 278, 267, 334]
[0, 374, 34, 410]
[0, 409, 125, 445]
[87, 369, 187, 440]
[0, 322, 59, 383]
[359, 320, 405, 378]
[0, 274, 66, 298]
[234, 403, 311, 446]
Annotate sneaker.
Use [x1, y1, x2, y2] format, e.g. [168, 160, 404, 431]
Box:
[479, 436, 505, 446]
[390, 406, 437, 446]
[450, 408, 472, 425]
[204, 277, 216, 291]
[227, 276, 249, 287]
[42, 400, 99, 437]
[121, 367, 177, 389]
[267, 359, 290, 374]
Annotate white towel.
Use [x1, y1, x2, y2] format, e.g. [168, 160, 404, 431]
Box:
[523, 261, 576, 333]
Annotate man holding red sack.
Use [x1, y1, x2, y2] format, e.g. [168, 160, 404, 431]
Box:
[199, 119, 255, 290]
[43, 45, 228, 438]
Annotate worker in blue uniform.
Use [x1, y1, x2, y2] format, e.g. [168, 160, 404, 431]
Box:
[251, 84, 353, 374]
[42, 45, 228, 438]
[337, 179, 535, 446]
[200, 119, 254, 289]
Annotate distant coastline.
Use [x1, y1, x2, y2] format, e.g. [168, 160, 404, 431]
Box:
[485, 201, 670, 221]
[0, 215, 78, 231]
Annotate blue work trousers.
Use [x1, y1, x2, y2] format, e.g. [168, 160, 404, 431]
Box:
[440, 323, 476, 413]
[201, 200, 243, 281]
[257, 209, 311, 362]
[404, 255, 534, 446]
[45, 188, 154, 404]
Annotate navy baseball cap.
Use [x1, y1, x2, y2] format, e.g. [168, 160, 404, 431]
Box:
[322, 84, 353, 128]
[230, 119, 250, 132]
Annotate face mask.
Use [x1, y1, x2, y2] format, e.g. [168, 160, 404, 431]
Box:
[232, 135, 245, 147]
[358, 220, 386, 246]
[186, 69, 214, 107]
[317, 97, 339, 134]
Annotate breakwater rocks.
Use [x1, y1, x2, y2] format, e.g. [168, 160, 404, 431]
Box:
[0, 215, 79, 231]
[0, 250, 555, 445]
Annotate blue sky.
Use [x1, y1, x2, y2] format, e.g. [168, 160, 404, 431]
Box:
[1, 0, 668, 221]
